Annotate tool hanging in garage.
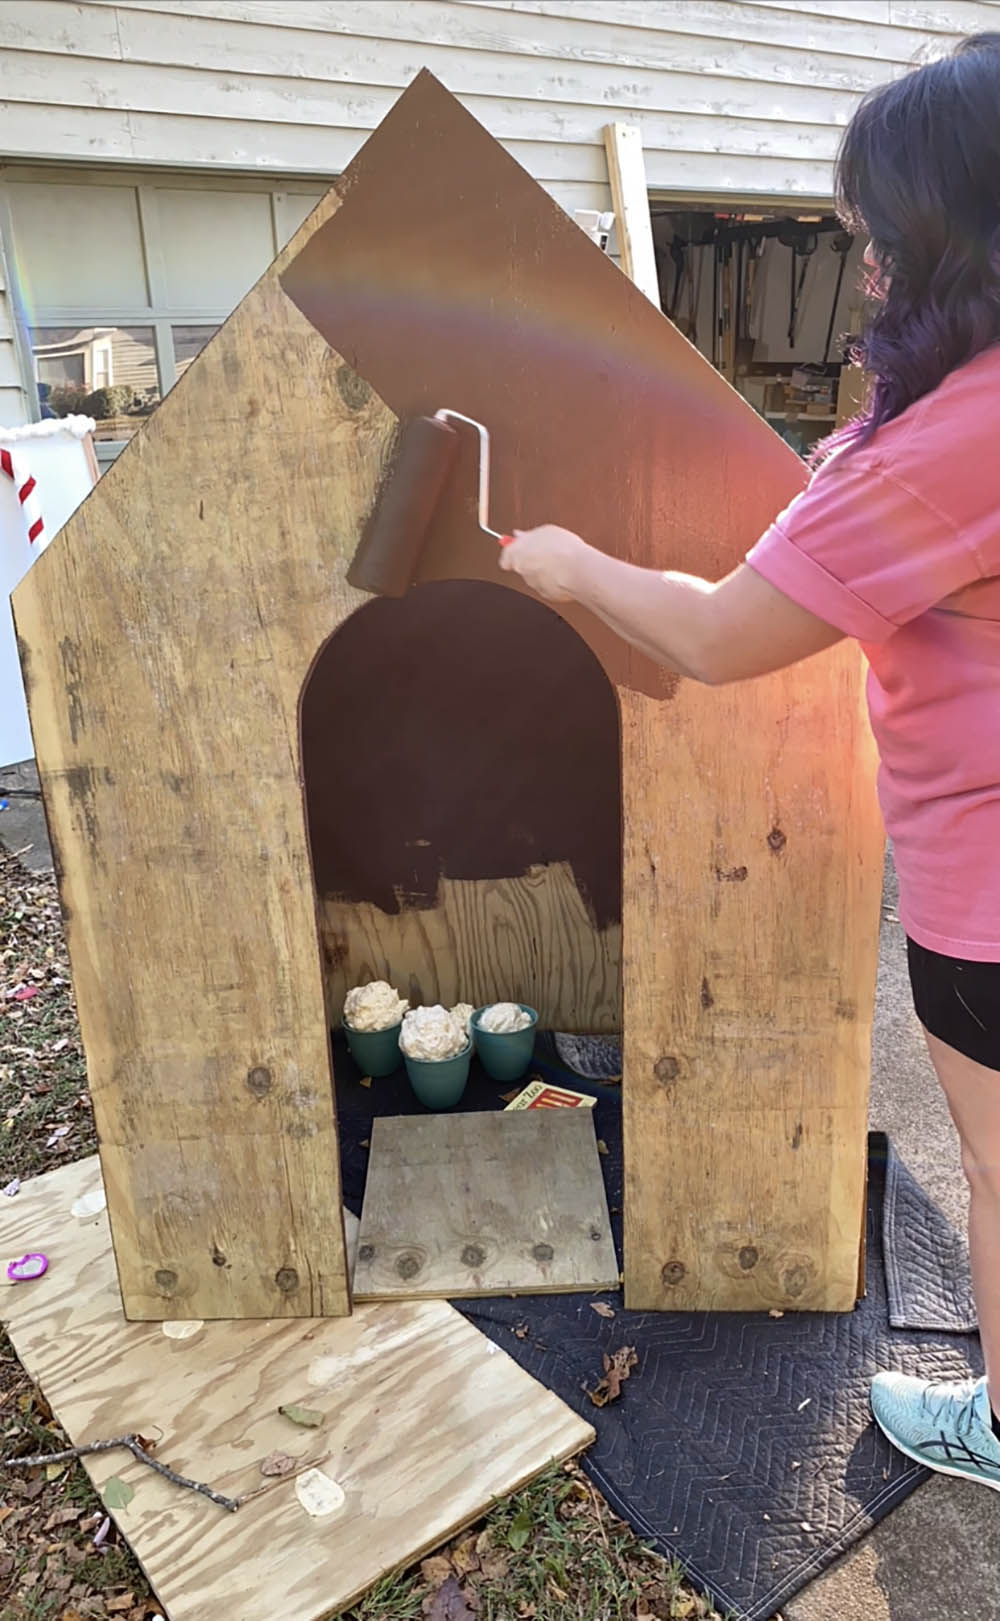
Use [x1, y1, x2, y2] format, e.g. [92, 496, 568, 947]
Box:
[823, 231, 855, 362]
[780, 225, 819, 349]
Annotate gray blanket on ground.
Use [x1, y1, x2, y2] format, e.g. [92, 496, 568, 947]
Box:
[553, 1035, 977, 1336]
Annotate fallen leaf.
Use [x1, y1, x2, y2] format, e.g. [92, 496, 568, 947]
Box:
[278, 1402, 324, 1428]
[671, 1597, 696, 1619]
[423, 1575, 478, 1620]
[590, 1301, 616, 1319]
[478, 1547, 509, 1582]
[259, 1450, 299, 1477]
[588, 1344, 638, 1407]
[359, 1076, 372, 1089]
[59, 1611, 87, 1621]
[597, 1139, 609, 1155]
[45, 1462, 66, 1482]
[43, 1503, 81, 1527]
[450, 1534, 480, 1578]
[419, 1554, 454, 1588]
[107, 1595, 135, 1614]
[507, 1504, 533, 1551]
[102, 1477, 134, 1511]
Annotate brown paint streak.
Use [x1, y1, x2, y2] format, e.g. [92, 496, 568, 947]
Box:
[301, 581, 622, 928]
[280, 72, 805, 701]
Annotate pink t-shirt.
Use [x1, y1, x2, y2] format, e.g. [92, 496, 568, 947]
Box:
[747, 345, 1000, 962]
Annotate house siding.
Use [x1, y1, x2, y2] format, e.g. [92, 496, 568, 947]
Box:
[0, 0, 993, 422]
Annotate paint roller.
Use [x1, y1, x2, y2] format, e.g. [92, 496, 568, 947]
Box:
[348, 409, 512, 597]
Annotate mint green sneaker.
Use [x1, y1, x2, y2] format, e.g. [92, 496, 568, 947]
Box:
[871, 1372, 1000, 1490]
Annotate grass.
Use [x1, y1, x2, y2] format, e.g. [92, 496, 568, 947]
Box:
[0, 843, 721, 1621]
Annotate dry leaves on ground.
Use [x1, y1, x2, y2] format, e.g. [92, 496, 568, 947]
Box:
[419, 1526, 511, 1619]
[588, 1345, 639, 1407]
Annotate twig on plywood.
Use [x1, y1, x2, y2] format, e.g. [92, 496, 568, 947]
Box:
[4, 1432, 241, 1513]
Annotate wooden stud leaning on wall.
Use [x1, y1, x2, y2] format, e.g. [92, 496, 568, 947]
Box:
[603, 123, 660, 306]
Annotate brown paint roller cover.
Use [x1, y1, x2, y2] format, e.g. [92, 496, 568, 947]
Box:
[349, 415, 459, 597]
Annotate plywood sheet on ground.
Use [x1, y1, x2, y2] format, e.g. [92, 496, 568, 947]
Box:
[1, 1158, 593, 1621]
[354, 1110, 618, 1300]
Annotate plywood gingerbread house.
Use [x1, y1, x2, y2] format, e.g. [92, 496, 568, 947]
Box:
[12, 73, 884, 1322]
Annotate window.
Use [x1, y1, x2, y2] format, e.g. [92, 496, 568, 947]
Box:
[1, 172, 325, 464]
[33, 325, 159, 442]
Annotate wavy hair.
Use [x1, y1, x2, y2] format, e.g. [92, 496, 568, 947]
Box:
[819, 32, 1000, 459]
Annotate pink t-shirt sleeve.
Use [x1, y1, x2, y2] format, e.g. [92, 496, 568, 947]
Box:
[746, 454, 984, 643]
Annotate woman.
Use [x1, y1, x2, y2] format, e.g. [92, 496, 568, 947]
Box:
[501, 34, 1000, 1490]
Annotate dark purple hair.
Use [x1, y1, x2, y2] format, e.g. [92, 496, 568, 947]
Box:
[819, 32, 1000, 459]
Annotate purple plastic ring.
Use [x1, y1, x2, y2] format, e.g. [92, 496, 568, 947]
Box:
[7, 1252, 48, 1282]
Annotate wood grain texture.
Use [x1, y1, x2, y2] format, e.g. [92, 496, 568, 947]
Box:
[354, 1111, 619, 1300]
[603, 123, 659, 305]
[1, 1156, 593, 1621]
[319, 863, 621, 1034]
[621, 665, 884, 1313]
[11, 184, 371, 1320]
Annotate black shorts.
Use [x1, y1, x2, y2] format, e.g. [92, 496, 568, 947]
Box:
[907, 938, 1000, 1072]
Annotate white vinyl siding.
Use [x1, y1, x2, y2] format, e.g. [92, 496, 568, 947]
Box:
[0, 0, 993, 424]
[0, 0, 993, 207]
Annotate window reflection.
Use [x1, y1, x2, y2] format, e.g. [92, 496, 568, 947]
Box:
[172, 324, 219, 380]
[32, 325, 159, 441]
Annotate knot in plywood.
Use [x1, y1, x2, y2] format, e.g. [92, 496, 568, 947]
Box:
[654, 1056, 681, 1088]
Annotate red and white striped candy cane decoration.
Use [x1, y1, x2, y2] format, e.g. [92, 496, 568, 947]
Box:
[0, 445, 43, 544]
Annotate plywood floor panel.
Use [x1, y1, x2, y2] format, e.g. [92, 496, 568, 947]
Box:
[1, 1158, 593, 1621]
[354, 1110, 619, 1300]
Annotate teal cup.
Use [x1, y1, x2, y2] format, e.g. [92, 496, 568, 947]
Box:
[471, 1005, 538, 1083]
[404, 1042, 472, 1110]
[342, 1018, 403, 1078]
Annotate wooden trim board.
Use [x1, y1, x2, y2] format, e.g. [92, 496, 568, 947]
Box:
[354, 1110, 619, 1301]
[1, 1157, 593, 1621]
[603, 122, 660, 304]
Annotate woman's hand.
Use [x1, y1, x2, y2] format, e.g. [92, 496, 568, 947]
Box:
[498, 524, 590, 602]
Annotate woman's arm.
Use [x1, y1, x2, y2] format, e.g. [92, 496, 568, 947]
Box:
[499, 525, 844, 685]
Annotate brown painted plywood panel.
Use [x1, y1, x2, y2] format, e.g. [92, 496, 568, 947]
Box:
[1, 1156, 593, 1621]
[354, 1110, 618, 1300]
[281, 72, 808, 698]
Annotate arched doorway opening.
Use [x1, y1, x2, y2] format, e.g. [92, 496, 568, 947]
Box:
[301, 579, 622, 1034]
